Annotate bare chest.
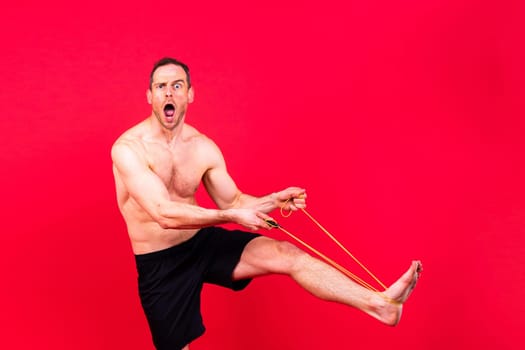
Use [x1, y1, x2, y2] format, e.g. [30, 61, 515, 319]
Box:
[144, 142, 205, 199]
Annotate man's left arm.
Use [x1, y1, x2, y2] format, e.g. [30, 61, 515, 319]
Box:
[236, 188, 306, 214]
[202, 143, 306, 213]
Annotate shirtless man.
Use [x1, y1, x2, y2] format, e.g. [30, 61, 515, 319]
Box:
[111, 57, 422, 350]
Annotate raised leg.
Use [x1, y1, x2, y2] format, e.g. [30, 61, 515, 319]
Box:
[233, 236, 422, 326]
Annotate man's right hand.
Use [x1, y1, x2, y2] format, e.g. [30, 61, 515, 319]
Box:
[224, 208, 274, 231]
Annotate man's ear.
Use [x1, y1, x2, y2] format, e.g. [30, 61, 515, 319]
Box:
[188, 86, 195, 103]
[146, 89, 152, 104]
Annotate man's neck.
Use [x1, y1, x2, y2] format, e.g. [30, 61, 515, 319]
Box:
[148, 116, 184, 146]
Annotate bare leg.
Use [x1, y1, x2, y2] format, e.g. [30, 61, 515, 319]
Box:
[233, 236, 422, 326]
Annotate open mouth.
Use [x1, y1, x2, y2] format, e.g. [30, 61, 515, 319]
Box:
[163, 103, 175, 118]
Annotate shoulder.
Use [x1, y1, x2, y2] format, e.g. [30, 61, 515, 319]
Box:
[183, 124, 222, 154]
[111, 122, 148, 165]
[182, 124, 226, 169]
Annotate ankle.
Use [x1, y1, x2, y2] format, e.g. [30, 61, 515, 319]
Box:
[369, 292, 402, 326]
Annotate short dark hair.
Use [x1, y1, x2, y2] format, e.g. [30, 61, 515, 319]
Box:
[149, 57, 191, 89]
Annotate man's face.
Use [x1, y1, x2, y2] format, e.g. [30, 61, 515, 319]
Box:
[147, 64, 194, 130]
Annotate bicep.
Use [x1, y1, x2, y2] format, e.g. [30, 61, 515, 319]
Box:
[201, 147, 242, 209]
[112, 142, 171, 219]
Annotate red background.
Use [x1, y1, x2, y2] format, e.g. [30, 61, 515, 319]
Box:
[1, 1, 524, 349]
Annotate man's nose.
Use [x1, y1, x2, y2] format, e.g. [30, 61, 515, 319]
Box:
[166, 87, 173, 97]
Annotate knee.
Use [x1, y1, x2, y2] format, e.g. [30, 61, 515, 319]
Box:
[273, 240, 308, 271]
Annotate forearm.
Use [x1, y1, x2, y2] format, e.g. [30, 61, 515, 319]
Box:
[235, 192, 278, 213]
[155, 201, 235, 229]
[234, 187, 306, 215]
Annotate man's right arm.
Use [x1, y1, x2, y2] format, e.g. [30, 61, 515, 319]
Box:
[111, 140, 271, 231]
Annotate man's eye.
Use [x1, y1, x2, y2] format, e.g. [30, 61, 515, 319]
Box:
[157, 84, 165, 89]
[174, 83, 182, 89]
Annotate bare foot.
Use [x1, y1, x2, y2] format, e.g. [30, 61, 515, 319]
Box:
[369, 261, 422, 326]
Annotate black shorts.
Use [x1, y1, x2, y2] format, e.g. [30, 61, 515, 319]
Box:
[134, 227, 260, 350]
